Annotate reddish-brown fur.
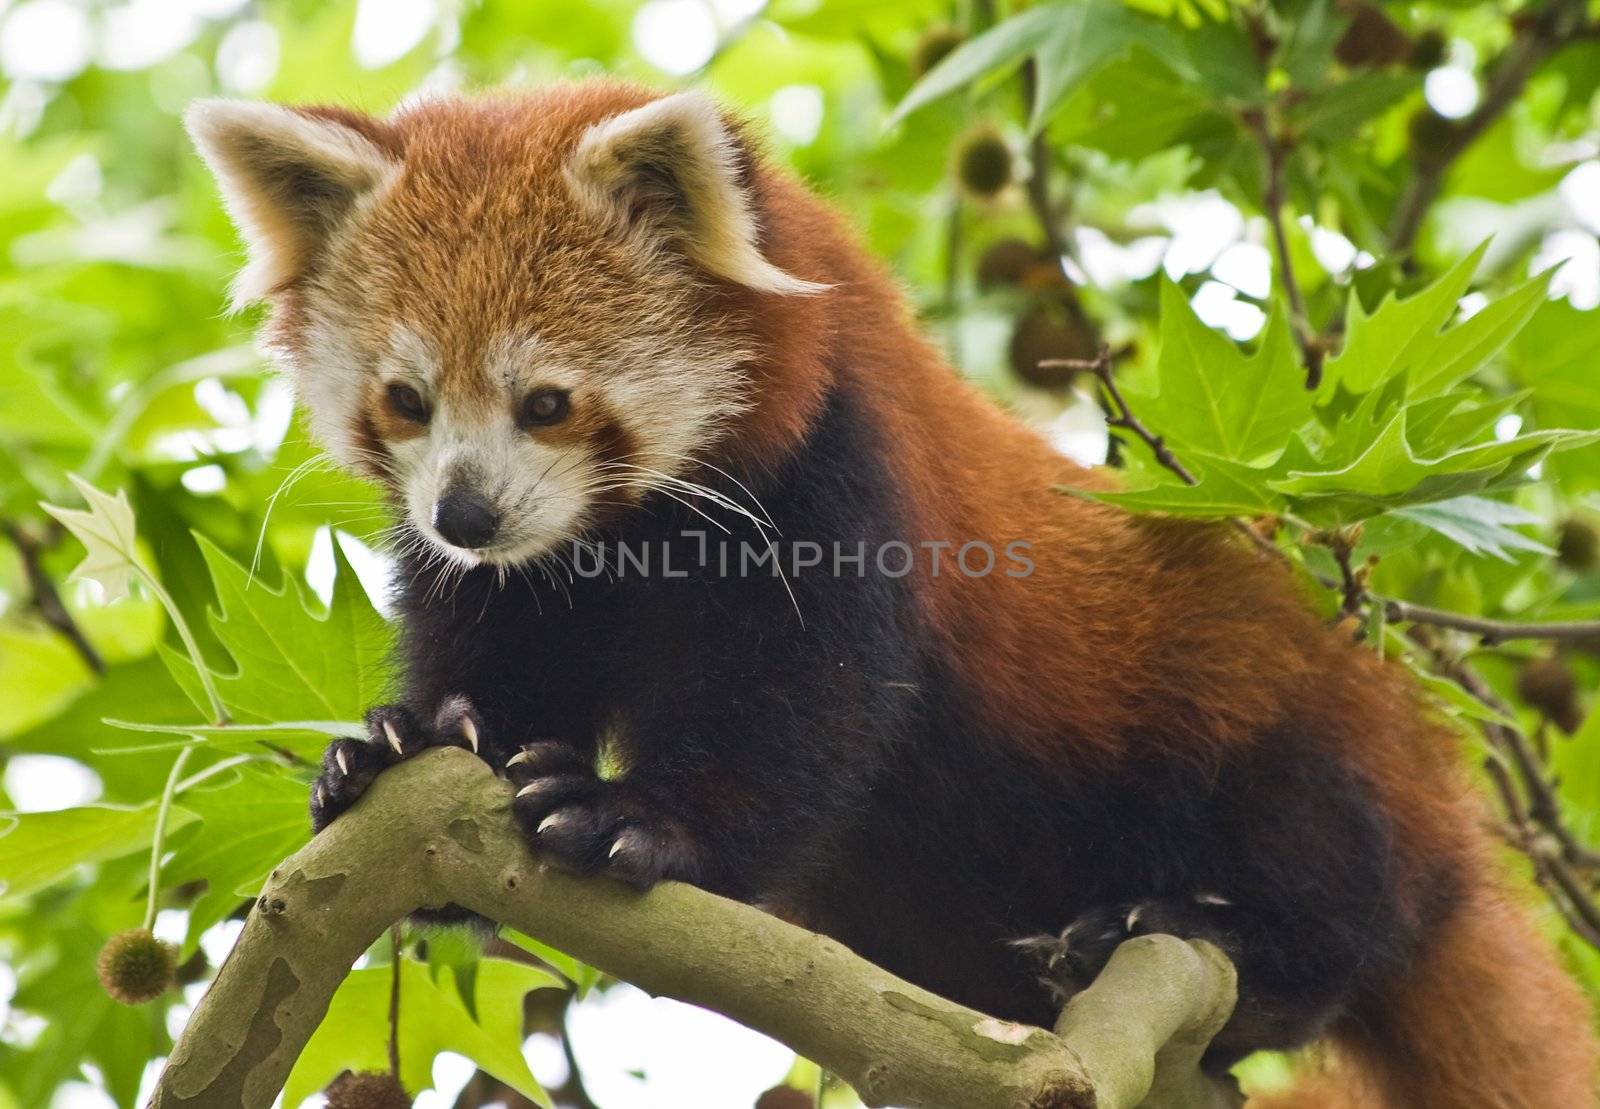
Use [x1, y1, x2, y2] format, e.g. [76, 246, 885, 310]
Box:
[250, 83, 1595, 1104]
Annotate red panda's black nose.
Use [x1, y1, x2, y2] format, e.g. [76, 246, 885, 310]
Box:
[432, 489, 500, 550]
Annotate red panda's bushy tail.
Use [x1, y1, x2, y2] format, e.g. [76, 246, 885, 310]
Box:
[1248, 871, 1597, 1109]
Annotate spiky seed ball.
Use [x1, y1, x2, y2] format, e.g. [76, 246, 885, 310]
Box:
[911, 24, 965, 78]
[1008, 305, 1098, 390]
[1558, 519, 1597, 573]
[324, 1071, 412, 1109]
[977, 239, 1042, 289]
[1517, 656, 1582, 735]
[954, 127, 1013, 199]
[1333, 2, 1413, 67]
[96, 929, 176, 1005]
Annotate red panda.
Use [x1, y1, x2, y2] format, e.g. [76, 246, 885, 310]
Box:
[186, 81, 1598, 1107]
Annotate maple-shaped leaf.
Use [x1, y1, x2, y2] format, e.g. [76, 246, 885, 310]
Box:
[161, 767, 311, 954]
[40, 474, 142, 602]
[1321, 245, 1548, 402]
[162, 535, 394, 750]
[1127, 281, 1311, 465]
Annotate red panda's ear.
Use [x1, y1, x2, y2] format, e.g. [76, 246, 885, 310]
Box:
[185, 100, 398, 311]
[567, 91, 826, 296]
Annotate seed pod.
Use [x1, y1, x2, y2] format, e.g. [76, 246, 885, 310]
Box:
[1557, 518, 1597, 573]
[1008, 304, 1098, 390]
[324, 1071, 413, 1109]
[954, 127, 1013, 199]
[1334, 2, 1414, 67]
[96, 929, 176, 1005]
[911, 25, 965, 78]
[1408, 29, 1446, 70]
[1516, 656, 1582, 735]
[977, 239, 1043, 289]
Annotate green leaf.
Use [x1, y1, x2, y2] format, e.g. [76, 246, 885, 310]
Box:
[1288, 71, 1419, 144]
[1068, 450, 1283, 516]
[163, 537, 394, 749]
[161, 767, 311, 954]
[0, 802, 194, 900]
[889, 0, 1249, 131]
[1392, 496, 1553, 561]
[887, 6, 1056, 125]
[1129, 281, 1310, 463]
[1272, 407, 1596, 521]
[1322, 247, 1485, 397]
[1508, 299, 1600, 489]
[1030, 2, 1192, 128]
[283, 956, 561, 1108]
[6, 656, 194, 801]
[503, 928, 603, 997]
[1409, 274, 1551, 398]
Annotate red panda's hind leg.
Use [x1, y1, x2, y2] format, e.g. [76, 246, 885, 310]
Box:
[1017, 894, 1352, 1071]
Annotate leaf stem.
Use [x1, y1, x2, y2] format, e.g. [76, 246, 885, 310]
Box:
[134, 565, 230, 726]
[144, 744, 195, 931]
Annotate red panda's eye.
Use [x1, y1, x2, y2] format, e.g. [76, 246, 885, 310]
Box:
[521, 389, 570, 427]
[386, 383, 429, 424]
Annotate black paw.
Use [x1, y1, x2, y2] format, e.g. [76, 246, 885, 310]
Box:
[506, 743, 701, 889]
[1014, 893, 1238, 1003]
[310, 697, 487, 832]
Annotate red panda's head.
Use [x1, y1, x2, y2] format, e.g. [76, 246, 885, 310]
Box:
[187, 83, 826, 567]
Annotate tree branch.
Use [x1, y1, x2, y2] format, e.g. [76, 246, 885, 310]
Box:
[1382, 600, 1600, 645]
[1388, 0, 1590, 255]
[3, 519, 105, 675]
[147, 748, 1241, 1109]
[1243, 111, 1322, 389]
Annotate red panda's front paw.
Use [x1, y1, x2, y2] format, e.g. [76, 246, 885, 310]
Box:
[310, 699, 489, 833]
[507, 743, 701, 889]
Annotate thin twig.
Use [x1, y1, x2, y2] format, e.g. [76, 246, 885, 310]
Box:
[1383, 600, 1600, 646]
[1484, 755, 1600, 947]
[1044, 350, 1283, 563]
[1243, 110, 1322, 389]
[2, 520, 105, 675]
[1321, 534, 1368, 620]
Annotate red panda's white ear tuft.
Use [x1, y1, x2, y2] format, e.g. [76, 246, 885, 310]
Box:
[184, 99, 398, 311]
[567, 91, 827, 296]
